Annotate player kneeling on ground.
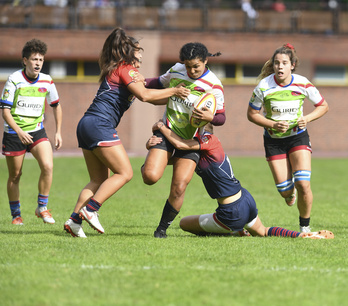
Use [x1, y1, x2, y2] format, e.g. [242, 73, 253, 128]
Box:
[147, 120, 334, 240]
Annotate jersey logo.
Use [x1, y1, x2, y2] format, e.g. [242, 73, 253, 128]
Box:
[2, 89, 10, 100]
[201, 135, 209, 143]
[194, 86, 205, 92]
[38, 88, 47, 93]
[128, 95, 135, 103]
[291, 91, 301, 96]
[128, 70, 136, 78]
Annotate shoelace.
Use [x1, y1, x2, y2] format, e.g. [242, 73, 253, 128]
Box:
[40, 209, 53, 218]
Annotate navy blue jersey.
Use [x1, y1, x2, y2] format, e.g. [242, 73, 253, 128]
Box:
[85, 64, 137, 128]
[195, 134, 241, 199]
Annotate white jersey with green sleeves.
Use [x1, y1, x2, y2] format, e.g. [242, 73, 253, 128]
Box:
[0, 69, 59, 133]
[159, 62, 224, 140]
[249, 73, 324, 138]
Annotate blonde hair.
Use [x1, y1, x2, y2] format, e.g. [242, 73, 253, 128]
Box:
[257, 43, 299, 81]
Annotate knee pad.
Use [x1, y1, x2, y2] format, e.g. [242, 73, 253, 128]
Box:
[293, 170, 311, 182]
[276, 179, 294, 193]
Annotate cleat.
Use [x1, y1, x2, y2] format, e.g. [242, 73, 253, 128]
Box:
[154, 229, 167, 238]
[12, 216, 24, 225]
[300, 225, 311, 233]
[64, 219, 87, 238]
[285, 189, 297, 206]
[35, 207, 55, 224]
[80, 207, 104, 234]
[302, 230, 334, 239]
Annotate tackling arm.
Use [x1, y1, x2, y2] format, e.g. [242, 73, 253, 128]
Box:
[153, 121, 200, 151]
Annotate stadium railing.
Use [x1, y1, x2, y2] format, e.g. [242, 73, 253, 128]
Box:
[0, 2, 347, 35]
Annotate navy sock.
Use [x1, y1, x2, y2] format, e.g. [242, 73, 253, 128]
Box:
[86, 198, 102, 212]
[157, 200, 179, 232]
[37, 194, 49, 208]
[299, 217, 310, 227]
[268, 227, 300, 238]
[70, 212, 82, 224]
[10, 200, 21, 218]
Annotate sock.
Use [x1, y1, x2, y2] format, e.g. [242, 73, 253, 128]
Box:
[86, 198, 102, 212]
[37, 194, 49, 208]
[157, 200, 179, 232]
[10, 200, 21, 218]
[268, 227, 301, 238]
[70, 212, 83, 224]
[299, 217, 310, 227]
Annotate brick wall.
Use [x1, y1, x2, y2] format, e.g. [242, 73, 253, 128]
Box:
[0, 29, 347, 157]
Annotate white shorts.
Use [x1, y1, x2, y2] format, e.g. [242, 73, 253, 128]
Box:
[199, 213, 258, 233]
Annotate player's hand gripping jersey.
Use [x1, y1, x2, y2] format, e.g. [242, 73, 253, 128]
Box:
[0, 70, 59, 133]
[85, 64, 137, 128]
[160, 63, 224, 139]
[249, 73, 325, 138]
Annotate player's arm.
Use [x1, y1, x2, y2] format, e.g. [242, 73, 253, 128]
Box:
[128, 81, 189, 105]
[52, 103, 63, 150]
[131, 72, 163, 89]
[247, 105, 289, 133]
[297, 100, 329, 129]
[152, 121, 200, 151]
[192, 108, 225, 125]
[191, 106, 214, 123]
[2, 108, 33, 144]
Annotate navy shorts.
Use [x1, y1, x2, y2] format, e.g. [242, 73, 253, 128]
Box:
[215, 188, 258, 231]
[151, 129, 200, 163]
[264, 130, 312, 161]
[77, 115, 121, 150]
[2, 128, 49, 156]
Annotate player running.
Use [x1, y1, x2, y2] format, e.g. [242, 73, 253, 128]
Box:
[141, 42, 226, 238]
[64, 28, 190, 238]
[247, 43, 329, 233]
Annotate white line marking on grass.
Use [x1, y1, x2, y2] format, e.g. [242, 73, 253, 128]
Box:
[2, 263, 348, 274]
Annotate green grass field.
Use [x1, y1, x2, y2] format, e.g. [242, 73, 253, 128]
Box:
[0, 156, 347, 306]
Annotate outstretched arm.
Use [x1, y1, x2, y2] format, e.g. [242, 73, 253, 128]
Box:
[128, 81, 190, 105]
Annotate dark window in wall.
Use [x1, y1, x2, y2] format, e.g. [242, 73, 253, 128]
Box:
[243, 64, 263, 78]
[225, 64, 236, 78]
[66, 61, 78, 76]
[84, 61, 100, 76]
[315, 65, 345, 79]
[0, 61, 23, 78]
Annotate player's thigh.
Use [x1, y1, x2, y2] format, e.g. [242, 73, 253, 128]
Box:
[143, 148, 171, 177]
[289, 149, 311, 171]
[93, 144, 132, 179]
[172, 157, 196, 184]
[267, 158, 292, 184]
[82, 149, 109, 183]
[180, 215, 201, 232]
[6, 154, 25, 178]
[30, 140, 53, 170]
